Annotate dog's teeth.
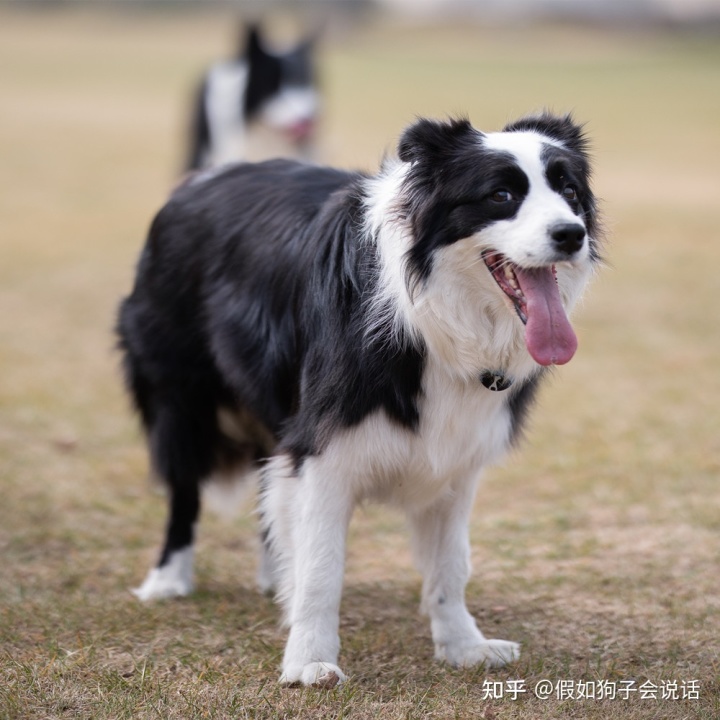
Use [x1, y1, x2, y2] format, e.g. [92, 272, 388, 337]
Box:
[504, 266, 519, 290]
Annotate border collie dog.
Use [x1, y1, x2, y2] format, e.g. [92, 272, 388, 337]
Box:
[118, 112, 600, 687]
[187, 24, 319, 170]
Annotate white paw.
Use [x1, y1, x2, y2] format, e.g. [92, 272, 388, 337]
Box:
[131, 548, 194, 601]
[436, 638, 520, 669]
[279, 662, 347, 688]
[131, 567, 193, 601]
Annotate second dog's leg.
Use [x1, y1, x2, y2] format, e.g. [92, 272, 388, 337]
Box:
[408, 475, 520, 669]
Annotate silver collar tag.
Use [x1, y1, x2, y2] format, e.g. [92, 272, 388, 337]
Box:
[479, 371, 513, 392]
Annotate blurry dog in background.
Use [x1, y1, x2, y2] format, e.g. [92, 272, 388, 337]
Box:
[187, 24, 319, 170]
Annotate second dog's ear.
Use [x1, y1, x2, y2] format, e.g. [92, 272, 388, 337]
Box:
[398, 117, 475, 163]
[245, 24, 266, 61]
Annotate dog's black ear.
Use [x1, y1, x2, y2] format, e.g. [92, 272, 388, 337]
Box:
[504, 112, 589, 157]
[245, 24, 267, 61]
[398, 117, 475, 163]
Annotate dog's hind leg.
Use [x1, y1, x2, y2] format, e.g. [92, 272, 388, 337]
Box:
[133, 481, 198, 602]
[408, 474, 520, 669]
[132, 395, 217, 601]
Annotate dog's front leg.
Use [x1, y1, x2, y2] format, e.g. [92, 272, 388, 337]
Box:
[408, 474, 520, 669]
[277, 455, 353, 687]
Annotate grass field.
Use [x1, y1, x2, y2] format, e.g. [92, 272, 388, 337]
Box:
[1, 7, 720, 719]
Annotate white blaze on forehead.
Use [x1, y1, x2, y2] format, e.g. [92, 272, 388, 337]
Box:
[482, 130, 563, 188]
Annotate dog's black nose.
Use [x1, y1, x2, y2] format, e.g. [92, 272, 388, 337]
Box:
[550, 223, 586, 255]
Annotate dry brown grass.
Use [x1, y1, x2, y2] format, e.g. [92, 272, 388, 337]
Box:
[1, 6, 719, 719]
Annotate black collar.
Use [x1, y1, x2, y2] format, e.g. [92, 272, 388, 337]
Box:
[479, 370, 514, 392]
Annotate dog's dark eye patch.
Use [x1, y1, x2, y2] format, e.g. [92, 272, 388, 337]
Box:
[543, 150, 588, 209]
[450, 162, 529, 225]
[541, 143, 600, 250]
[404, 151, 529, 233]
[544, 157, 574, 187]
[543, 147, 586, 190]
[403, 158, 530, 290]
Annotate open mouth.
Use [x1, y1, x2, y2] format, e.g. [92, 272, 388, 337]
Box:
[481, 250, 577, 366]
[284, 118, 315, 143]
[482, 251, 533, 324]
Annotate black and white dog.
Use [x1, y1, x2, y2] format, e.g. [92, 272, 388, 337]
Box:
[187, 24, 319, 170]
[118, 112, 600, 687]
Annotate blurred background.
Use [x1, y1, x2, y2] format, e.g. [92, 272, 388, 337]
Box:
[1, 1, 720, 714]
[2, 0, 717, 477]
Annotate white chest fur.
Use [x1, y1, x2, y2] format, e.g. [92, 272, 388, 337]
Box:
[317, 358, 515, 512]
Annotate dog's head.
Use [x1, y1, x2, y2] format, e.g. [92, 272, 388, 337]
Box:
[244, 25, 319, 145]
[396, 113, 600, 369]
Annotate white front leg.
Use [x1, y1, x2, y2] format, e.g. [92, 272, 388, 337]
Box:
[267, 455, 354, 687]
[408, 475, 520, 669]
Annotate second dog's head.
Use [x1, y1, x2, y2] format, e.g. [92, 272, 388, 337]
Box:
[244, 25, 319, 145]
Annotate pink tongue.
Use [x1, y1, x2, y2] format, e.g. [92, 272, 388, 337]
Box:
[514, 266, 577, 366]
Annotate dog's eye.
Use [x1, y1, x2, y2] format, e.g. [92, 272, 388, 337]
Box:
[491, 189, 514, 204]
[562, 185, 578, 202]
